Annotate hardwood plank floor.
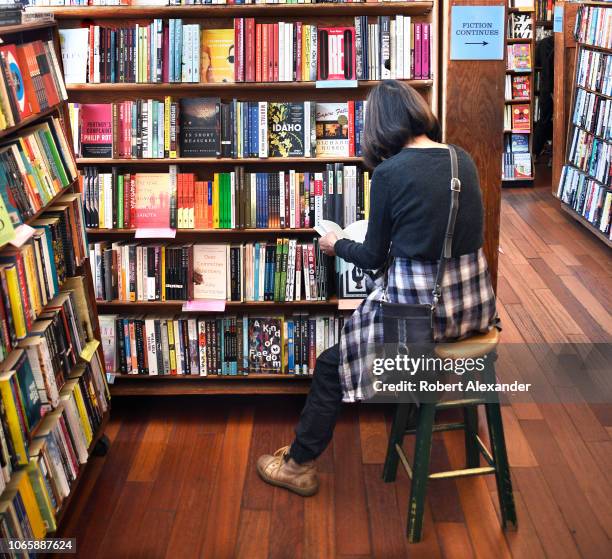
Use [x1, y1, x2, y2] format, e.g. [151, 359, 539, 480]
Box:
[56, 181, 612, 558]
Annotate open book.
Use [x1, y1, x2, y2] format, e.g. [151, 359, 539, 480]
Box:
[314, 219, 368, 243]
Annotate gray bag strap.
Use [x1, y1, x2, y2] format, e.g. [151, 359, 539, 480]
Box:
[432, 145, 461, 309]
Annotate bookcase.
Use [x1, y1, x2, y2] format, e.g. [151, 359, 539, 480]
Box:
[28, 2, 441, 396]
[0, 21, 110, 540]
[556, 2, 611, 246]
[503, 1, 537, 184]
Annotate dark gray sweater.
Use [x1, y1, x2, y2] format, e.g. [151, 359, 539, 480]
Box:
[335, 146, 484, 268]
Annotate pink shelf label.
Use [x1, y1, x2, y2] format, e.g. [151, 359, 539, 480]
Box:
[135, 227, 177, 239]
[182, 300, 226, 312]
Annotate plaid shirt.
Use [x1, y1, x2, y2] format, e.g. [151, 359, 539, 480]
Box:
[339, 248, 498, 402]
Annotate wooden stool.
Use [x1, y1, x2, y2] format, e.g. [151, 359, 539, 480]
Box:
[382, 329, 517, 542]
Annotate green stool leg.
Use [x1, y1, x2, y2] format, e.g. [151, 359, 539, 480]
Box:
[407, 403, 436, 543]
[382, 404, 411, 483]
[463, 406, 480, 468]
[485, 401, 518, 529]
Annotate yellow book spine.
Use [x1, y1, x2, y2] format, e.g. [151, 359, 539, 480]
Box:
[4, 266, 27, 339]
[22, 245, 42, 317]
[167, 320, 176, 373]
[213, 174, 220, 229]
[303, 26, 309, 81]
[164, 96, 171, 156]
[18, 472, 47, 539]
[161, 247, 166, 301]
[72, 386, 93, 445]
[27, 462, 57, 532]
[0, 379, 27, 465]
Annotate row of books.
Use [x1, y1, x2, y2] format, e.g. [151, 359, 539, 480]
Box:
[0, 40, 67, 132]
[567, 127, 611, 186]
[507, 13, 532, 40]
[0, 194, 88, 359]
[503, 104, 530, 131]
[558, 166, 611, 238]
[0, 352, 109, 541]
[506, 44, 532, 72]
[60, 17, 432, 85]
[100, 313, 344, 376]
[90, 239, 332, 303]
[574, 5, 612, 49]
[535, 0, 554, 23]
[572, 88, 611, 142]
[0, 1, 22, 27]
[0, 118, 77, 228]
[504, 74, 531, 101]
[502, 133, 531, 180]
[82, 165, 371, 230]
[72, 98, 367, 159]
[576, 48, 612, 98]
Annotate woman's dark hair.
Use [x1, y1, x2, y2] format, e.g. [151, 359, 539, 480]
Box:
[362, 80, 441, 168]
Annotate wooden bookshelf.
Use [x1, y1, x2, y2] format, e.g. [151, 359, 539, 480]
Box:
[38, 0, 503, 396]
[0, 20, 110, 535]
[503, 2, 536, 185]
[555, 2, 612, 244]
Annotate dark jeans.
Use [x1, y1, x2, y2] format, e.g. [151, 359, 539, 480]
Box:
[289, 344, 343, 464]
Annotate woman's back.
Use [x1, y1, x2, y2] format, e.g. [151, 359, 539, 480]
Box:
[378, 145, 484, 261]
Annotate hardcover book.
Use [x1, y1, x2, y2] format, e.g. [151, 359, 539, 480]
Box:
[179, 98, 221, 157]
[248, 317, 283, 373]
[192, 244, 227, 300]
[510, 14, 533, 39]
[317, 27, 356, 80]
[0, 44, 32, 121]
[512, 104, 531, 130]
[79, 104, 113, 158]
[201, 29, 235, 84]
[134, 173, 171, 228]
[268, 102, 306, 157]
[315, 102, 349, 157]
[511, 75, 531, 99]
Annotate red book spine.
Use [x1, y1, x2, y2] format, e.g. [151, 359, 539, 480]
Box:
[89, 25, 95, 83]
[296, 22, 302, 82]
[422, 23, 430, 79]
[414, 23, 422, 80]
[348, 100, 355, 157]
[178, 173, 184, 228]
[268, 24, 274, 82]
[273, 24, 279, 82]
[255, 24, 262, 83]
[262, 24, 269, 83]
[34, 41, 59, 106]
[245, 18, 255, 82]
[189, 174, 195, 228]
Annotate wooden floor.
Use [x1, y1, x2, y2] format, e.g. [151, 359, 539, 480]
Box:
[58, 177, 612, 559]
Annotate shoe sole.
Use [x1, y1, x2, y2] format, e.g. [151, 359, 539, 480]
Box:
[256, 462, 319, 497]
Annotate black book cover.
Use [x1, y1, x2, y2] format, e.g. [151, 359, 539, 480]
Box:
[179, 97, 221, 157]
[268, 103, 305, 157]
[116, 318, 127, 374]
[214, 319, 221, 375]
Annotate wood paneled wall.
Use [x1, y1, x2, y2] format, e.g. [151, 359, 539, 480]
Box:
[441, 0, 506, 287]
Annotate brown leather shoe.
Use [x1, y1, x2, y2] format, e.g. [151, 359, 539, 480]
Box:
[256, 446, 319, 497]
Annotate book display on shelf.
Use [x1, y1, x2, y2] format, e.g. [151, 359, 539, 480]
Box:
[0, 21, 109, 545]
[503, 1, 535, 183]
[29, 2, 439, 395]
[557, 3, 611, 246]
